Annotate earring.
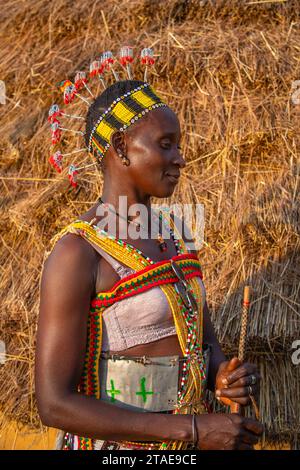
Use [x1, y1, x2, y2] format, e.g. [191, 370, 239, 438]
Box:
[117, 149, 130, 166]
[122, 156, 130, 166]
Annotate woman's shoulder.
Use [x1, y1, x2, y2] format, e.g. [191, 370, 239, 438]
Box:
[47, 205, 98, 253]
[40, 228, 98, 303]
[44, 219, 98, 276]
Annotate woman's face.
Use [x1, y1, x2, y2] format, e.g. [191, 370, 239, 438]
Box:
[111, 106, 186, 198]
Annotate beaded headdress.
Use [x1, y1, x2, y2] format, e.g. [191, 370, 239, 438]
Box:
[47, 46, 167, 188]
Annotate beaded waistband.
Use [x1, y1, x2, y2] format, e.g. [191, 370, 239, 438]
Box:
[100, 351, 186, 365]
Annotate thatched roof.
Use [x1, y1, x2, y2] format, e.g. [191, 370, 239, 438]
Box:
[0, 0, 299, 448]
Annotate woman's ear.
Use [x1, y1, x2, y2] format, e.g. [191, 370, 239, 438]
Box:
[111, 130, 127, 156]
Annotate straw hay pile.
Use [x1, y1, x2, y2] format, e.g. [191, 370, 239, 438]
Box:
[0, 0, 299, 449]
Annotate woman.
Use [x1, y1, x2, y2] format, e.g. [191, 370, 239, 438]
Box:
[35, 78, 263, 450]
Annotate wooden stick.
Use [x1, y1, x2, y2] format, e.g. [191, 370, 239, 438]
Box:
[230, 286, 251, 415]
[230, 285, 260, 420]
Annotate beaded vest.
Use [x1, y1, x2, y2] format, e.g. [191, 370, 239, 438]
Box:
[47, 213, 208, 450]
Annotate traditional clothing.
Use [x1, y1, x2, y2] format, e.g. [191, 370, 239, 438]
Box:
[47, 211, 211, 450]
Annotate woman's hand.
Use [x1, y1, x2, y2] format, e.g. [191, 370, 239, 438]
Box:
[215, 357, 261, 406]
[195, 413, 263, 450]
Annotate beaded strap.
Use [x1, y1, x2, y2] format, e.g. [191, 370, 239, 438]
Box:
[91, 255, 202, 307]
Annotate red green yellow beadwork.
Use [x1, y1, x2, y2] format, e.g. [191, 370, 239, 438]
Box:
[48, 213, 207, 451]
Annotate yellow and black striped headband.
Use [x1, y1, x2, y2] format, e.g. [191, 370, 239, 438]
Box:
[88, 83, 167, 161]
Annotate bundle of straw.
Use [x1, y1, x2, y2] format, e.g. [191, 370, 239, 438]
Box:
[0, 0, 299, 448]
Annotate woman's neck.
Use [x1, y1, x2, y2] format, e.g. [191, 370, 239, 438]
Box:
[100, 180, 152, 214]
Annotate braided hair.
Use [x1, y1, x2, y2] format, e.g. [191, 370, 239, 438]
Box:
[85, 80, 147, 171]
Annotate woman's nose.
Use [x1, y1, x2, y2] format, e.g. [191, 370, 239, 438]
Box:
[173, 151, 186, 169]
[179, 155, 186, 169]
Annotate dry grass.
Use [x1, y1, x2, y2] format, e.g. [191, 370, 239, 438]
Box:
[0, 0, 299, 448]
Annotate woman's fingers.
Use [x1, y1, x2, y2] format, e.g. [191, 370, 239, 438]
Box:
[237, 419, 264, 448]
[216, 362, 261, 406]
[216, 385, 259, 398]
[239, 429, 260, 446]
[222, 363, 258, 386]
[242, 417, 264, 436]
[225, 357, 242, 373]
[220, 396, 251, 405]
[225, 373, 261, 389]
[216, 385, 260, 405]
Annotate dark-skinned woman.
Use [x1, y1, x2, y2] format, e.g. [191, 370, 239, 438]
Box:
[35, 78, 263, 450]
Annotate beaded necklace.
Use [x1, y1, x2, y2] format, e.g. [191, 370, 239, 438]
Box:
[90, 207, 184, 263]
[98, 197, 172, 253]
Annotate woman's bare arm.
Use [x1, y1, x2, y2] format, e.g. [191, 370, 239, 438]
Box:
[35, 234, 193, 443]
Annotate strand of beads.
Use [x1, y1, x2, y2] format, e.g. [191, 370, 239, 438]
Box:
[159, 211, 185, 255]
[159, 212, 180, 255]
[179, 311, 205, 405]
[73, 220, 153, 269]
[91, 209, 184, 265]
[62, 432, 73, 450]
[94, 226, 155, 266]
[120, 440, 159, 450]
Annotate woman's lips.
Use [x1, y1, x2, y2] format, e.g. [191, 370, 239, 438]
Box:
[165, 173, 180, 183]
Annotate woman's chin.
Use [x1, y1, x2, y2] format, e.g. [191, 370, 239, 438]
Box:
[148, 178, 179, 198]
[153, 186, 176, 198]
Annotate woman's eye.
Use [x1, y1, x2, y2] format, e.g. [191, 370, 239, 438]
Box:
[161, 142, 171, 149]
[160, 142, 182, 151]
